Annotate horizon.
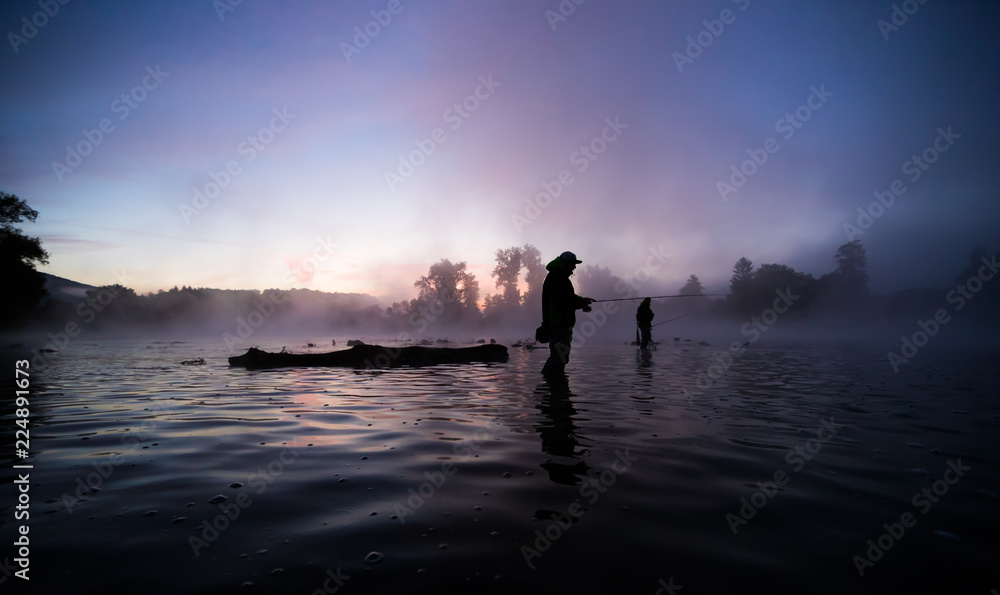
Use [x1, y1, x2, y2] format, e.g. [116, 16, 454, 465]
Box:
[3, 1, 998, 304]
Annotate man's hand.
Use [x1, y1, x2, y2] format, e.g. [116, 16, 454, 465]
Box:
[582, 297, 594, 313]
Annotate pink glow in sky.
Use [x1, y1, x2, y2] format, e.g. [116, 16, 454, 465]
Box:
[2, 1, 998, 303]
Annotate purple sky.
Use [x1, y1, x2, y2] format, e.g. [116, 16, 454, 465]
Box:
[2, 0, 998, 304]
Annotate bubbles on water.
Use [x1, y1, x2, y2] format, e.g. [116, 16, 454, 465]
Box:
[209, 495, 227, 503]
[365, 551, 384, 564]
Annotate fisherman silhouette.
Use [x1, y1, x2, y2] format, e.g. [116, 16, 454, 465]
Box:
[636, 297, 654, 350]
[540, 251, 595, 375]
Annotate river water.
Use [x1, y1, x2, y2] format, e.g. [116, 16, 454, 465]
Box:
[1, 337, 998, 594]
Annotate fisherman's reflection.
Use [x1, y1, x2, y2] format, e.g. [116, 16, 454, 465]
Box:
[636, 348, 653, 380]
[632, 350, 655, 415]
[533, 372, 591, 485]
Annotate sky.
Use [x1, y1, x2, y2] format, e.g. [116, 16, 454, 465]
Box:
[2, 0, 998, 304]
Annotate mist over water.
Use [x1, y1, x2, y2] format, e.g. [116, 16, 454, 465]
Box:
[2, 336, 998, 593]
[3, 2, 1000, 592]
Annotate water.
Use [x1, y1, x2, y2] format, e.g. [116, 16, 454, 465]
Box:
[2, 338, 998, 594]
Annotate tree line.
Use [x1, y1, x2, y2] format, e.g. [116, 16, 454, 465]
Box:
[3, 192, 997, 335]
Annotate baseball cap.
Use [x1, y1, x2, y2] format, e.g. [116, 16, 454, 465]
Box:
[559, 251, 582, 264]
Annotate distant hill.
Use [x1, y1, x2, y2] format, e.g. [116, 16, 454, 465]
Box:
[41, 273, 96, 304]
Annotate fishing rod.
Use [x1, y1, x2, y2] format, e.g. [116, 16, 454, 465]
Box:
[592, 293, 729, 303]
[651, 310, 706, 327]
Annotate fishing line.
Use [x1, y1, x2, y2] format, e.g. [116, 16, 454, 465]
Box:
[592, 293, 729, 303]
[650, 310, 708, 327]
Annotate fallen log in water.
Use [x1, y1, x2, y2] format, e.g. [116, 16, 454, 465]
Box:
[228, 344, 509, 370]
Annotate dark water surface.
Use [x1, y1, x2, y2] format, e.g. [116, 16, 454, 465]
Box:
[1, 338, 998, 594]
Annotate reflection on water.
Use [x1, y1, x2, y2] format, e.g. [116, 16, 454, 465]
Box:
[534, 374, 592, 486]
[1, 338, 999, 594]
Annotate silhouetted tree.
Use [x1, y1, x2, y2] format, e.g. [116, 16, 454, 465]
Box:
[739, 264, 815, 316]
[814, 240, 869, 314]
[575, 265, 623, 301]
[483, 244, 546, 326]
[679, 274, 704, 296]
[491, 246, 522, 306]
[948, 244, 1000, 324]
[834, 240, 869, 298]
[730, 257, 754, 289]
[521, 244, 545, 310]
[952, 245, 989, 287]
[414, 259, 480, 325]
[726, 257, 756, 316]
[0, 192, 49, 328]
